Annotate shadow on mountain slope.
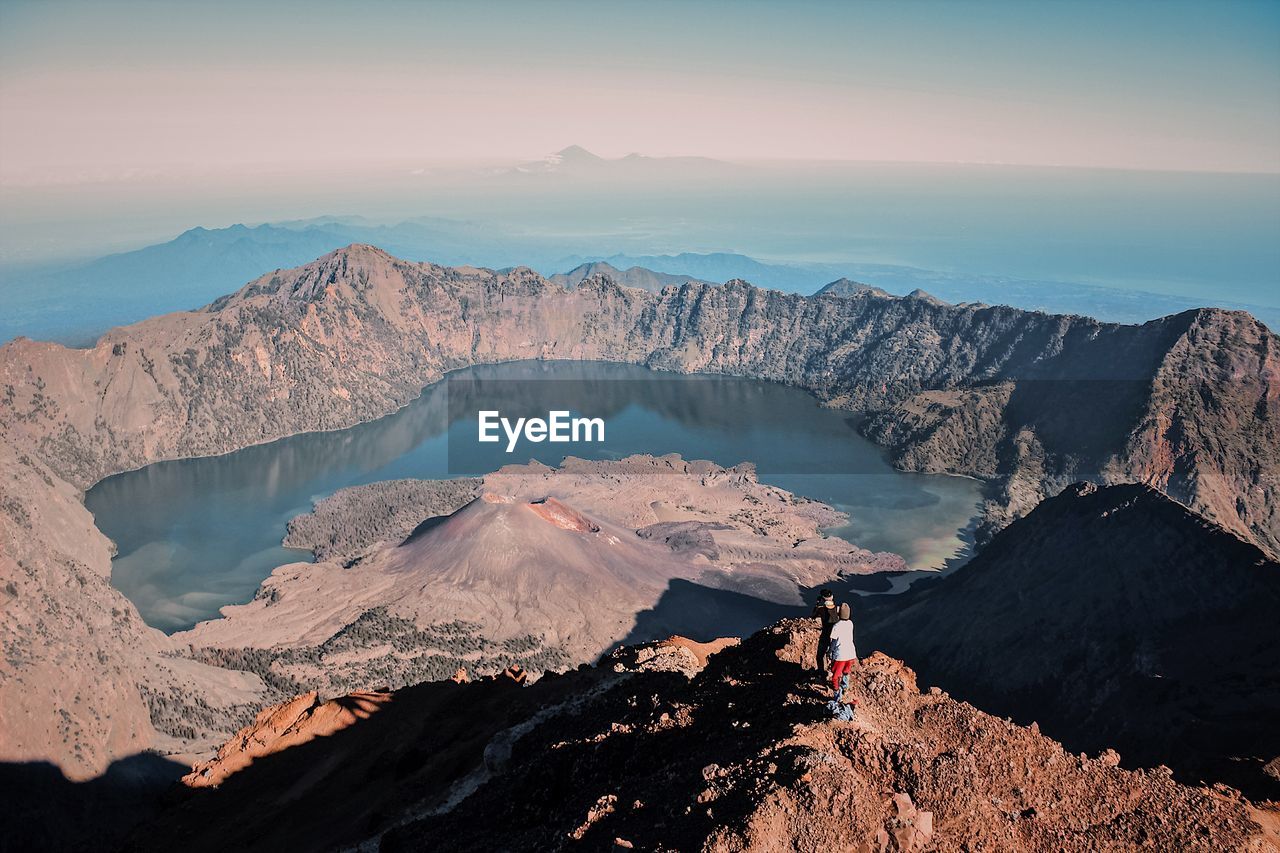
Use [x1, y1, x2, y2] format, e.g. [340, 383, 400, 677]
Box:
[0, 753, 188, 853]
[123, 672, 600, 853]
[618, 577, 809, 650]
[382, 620, 1274, 852]
[107, 618, 1280, 852]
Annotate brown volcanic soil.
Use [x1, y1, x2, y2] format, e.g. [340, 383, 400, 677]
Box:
[126, 620, 1278, 853]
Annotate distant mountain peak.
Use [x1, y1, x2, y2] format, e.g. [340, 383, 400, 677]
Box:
[512, 146, 734, 176]
[553, 144, 602, 162]
[513, 145, 606, 174]
[817, 278, 892, 299]
[905, 288, 945, 305]
[548, 260, 714, 293]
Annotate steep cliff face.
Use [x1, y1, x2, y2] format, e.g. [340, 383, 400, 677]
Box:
[0, 442, 264, 779]
[1, 244, 1276, 779]
[0, 442, 158, 776]
[1115, 309, 1280, 554]
[121, 620, 1276, 853]
[865, 482, 1280, 798]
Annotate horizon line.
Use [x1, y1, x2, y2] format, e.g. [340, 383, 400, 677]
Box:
[4, 151, 1280, 187]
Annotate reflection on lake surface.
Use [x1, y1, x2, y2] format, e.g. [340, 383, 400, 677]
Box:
[85, 361, 982, 632]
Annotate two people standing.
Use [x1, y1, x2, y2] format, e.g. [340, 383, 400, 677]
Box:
[812, 589, 857, 698]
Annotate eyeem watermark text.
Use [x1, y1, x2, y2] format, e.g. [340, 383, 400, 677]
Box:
[478, 410, 605, 452]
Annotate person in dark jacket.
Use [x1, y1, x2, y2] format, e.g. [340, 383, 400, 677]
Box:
[828, 602, 858, 697]
[811, 589, 840, 672]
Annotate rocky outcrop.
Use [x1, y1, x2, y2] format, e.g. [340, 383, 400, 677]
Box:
[182, 689, 393, 789]
[1, 244, 1276, 779]
[603, 635, 739, 676]
[865, 481, 1280, 799]
[126, 620, 1277, 852]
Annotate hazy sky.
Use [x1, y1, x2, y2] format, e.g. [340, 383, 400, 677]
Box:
[2, 0, 1279, 182]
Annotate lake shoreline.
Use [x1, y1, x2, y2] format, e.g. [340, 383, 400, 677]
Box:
[87, 360, 985, 632]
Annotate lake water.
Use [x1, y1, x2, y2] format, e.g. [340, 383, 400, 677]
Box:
[85, 361, 982, 632]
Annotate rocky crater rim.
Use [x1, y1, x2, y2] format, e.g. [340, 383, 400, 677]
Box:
[1, 243, 1275, 782]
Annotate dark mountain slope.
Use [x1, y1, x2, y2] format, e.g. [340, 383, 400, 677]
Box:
[864, 482, 1280, 797]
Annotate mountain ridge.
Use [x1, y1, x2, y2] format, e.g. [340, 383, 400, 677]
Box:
[816, 277, 893, 299]
[548, 260, 715, 292]
[4, 244, 1274, 549]
[8, 221, 1278, 347]
[513, 145, 738, 176]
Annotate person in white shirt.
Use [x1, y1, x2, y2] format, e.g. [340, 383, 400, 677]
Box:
[828, 603, 857, 696]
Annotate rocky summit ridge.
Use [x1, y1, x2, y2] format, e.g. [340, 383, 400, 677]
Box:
[123, 619, 1278, 852]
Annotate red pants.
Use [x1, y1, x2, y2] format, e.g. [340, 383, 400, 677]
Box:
[831, 658, 855, 691]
